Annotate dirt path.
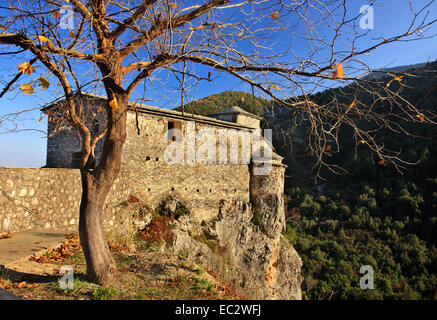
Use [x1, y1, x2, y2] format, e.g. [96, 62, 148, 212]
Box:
[0, 229, 75, 275]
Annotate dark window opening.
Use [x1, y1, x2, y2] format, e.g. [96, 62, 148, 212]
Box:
[92, 119, 99, 135]
[167, 121, 182, 141]
[71, 151, 82, 169]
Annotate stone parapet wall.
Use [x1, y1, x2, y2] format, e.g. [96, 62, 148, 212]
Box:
[0, 168, 136, 235]
[0, 168, 83, 233]
[0, 162, 251, 233]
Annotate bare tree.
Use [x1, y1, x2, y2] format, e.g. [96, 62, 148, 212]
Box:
[0, 0, 435, 284]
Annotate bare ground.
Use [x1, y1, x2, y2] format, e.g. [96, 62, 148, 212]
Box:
[0, 242, 241, 300]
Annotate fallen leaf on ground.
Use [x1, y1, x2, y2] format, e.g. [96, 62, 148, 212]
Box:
[0, 280, 11, 290]
[29, 234, 81, 263]
[129, 195, 139, 203]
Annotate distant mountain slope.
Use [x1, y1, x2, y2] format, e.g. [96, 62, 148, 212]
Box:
[173, 91, 268, 116]
[267, 60, 437, 188]
[362, 62, 427, 80]
[173, 61, 437, 188]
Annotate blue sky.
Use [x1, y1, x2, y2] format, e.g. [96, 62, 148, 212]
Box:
[0, 0, 436, 168]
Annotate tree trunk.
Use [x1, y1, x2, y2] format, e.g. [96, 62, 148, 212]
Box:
[79, 172, 116, 284]
[78, 100, 127, 284]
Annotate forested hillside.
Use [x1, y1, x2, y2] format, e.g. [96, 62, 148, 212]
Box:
[281, 61, 437, 299]
[173, 90, 267, 116]
[177, 61, 437, 300]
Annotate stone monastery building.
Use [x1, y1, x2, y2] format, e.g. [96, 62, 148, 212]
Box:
[1, 93, 286, 232]
[42, 94, 285, 223]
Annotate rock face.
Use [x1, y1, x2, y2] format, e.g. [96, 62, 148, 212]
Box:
[160, 160, 303, 299]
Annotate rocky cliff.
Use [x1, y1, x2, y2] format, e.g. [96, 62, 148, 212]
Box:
[126, 158, 303, 300]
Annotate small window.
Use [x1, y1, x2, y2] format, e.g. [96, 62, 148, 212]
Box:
[71, 151, 82, 168]
[92, 119, 99, 135]
[167, 121, 182, 141]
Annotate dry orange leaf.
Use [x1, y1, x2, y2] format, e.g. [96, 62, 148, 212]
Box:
[18, 61, 35, 75]
[129, 195, 139, 203]
[52, 11, 60, 19]
[37, 35, 50, 43]
[333, 63, 344, 79]
[30, 235, 81, 264]
[416, 113, 425, 122]
[378, 160, 385, 165]
[271, 11, 280, 20]
[170, 2, 177, 8]
[386, 75, 404, 88]
[323, 145, 332, 152]
[109, 97, 118, 111]
[208, 71, 213, 79]
[20, 83, 34, 95]
[97, 106, 102, 113]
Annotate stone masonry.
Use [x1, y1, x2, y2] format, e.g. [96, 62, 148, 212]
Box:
[0, 93, 302, 299]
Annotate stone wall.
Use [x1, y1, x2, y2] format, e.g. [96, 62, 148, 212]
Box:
[0, 167, 130, 234]
[43, 96, 261, 222]
[119, 112, 252, 222]
[0, 109, 257, 231]
[45, 95, 107, 168]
